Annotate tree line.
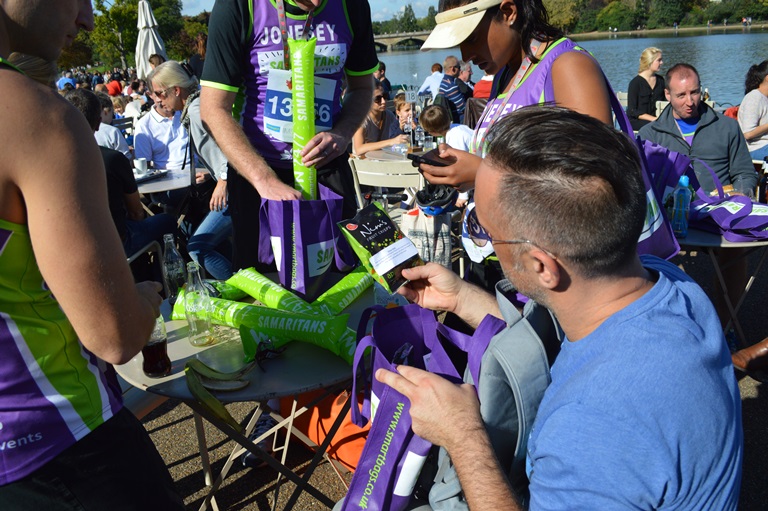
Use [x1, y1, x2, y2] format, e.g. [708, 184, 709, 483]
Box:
[58, 0, 768, 70]
[545, 0, 768, 33]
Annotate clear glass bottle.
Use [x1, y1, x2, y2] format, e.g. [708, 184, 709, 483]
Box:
[185, 261, 215, 347]
[162, 233, 185, 305]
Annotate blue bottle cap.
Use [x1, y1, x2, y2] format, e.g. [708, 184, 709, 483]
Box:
[679, 175, 690, 188]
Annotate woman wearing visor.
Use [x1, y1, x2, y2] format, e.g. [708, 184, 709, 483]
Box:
[416, 0, 614, 289]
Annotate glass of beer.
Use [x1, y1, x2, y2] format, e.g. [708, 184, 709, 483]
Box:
[142, 316, 172, 378]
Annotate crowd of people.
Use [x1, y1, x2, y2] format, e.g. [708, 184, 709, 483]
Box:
[0, 0, 763, 509]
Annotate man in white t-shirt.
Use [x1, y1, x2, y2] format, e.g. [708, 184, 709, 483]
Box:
[133, 100, 189, 170]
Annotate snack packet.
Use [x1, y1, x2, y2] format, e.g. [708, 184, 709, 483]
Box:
[339, 202, 423, 293]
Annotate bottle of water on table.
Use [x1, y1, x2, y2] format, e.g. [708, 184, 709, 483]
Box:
[162, 233, 185, 305]
[671, 175, 692, 238]
[185, 261, 215, 347]
[414, 123, 425, 152]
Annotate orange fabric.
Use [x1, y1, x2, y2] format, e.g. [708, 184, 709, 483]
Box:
[724, 105, 740, 119]
[281, 390, 369, 472]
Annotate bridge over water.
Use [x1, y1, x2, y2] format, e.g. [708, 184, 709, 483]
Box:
[373, 30, 431, 52]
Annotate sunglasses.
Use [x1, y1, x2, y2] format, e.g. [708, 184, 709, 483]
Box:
[373, 95, 387, 103]
[153, 87, 174, 98]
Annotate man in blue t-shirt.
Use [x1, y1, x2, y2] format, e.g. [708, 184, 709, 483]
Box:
[378, 106, 743, 510]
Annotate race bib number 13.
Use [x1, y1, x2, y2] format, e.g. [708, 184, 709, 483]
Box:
[263, 69, 335, 142]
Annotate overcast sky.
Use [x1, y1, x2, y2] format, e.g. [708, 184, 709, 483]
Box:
[181, 0, 435, 22]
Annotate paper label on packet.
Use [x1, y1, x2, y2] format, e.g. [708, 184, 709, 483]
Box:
[370, 238, 419, 276]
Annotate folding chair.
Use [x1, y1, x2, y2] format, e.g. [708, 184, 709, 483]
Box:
[615, 91, 628, 109]
[348, 157, 425, 214]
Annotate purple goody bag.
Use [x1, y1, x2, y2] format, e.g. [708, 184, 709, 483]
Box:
[342, 304, 505, 511]
[610, 88, 680, 260]
[258, 184, 352, 301]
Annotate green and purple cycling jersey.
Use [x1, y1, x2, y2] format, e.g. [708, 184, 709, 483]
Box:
[0, 219, 122, 485]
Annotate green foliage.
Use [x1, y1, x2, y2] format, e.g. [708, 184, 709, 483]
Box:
[92, 0, 182, 68]
[418, 6, 438, 31]
[574, 8, 601, 31]
[58, 31, 94, 70]
[545, 0, 582, 30]
[372, 4, 436, 34]
[597, 1, 636, 30]
[647, 0, 686, 28]
[398, 5, 420, 33]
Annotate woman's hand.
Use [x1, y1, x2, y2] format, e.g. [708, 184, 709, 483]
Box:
[419, 144, 481, 191]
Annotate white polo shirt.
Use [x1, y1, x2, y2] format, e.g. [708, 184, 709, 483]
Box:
[133, 106, 189, 170]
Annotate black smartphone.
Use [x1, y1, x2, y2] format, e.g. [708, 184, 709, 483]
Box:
[407, 149, 452, 168]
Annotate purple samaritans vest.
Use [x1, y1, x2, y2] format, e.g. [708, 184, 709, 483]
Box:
[465, 38, 600, 262]
[471, 38, 588, 157]
[242, 0, 352, 168]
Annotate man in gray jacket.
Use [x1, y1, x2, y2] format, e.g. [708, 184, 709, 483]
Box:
[639, 63, 757, 195]
[639, 62, 757, 333]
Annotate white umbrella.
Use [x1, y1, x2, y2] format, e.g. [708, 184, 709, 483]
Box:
[136, 0, 167, 80]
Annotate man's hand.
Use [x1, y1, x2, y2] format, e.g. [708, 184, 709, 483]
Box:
[256, 174, 303, 201]
[419, 145, 482, 192]
[210, 179, 228, 211]
[398, 263, 466, 313]
[301, 131, 347, 168]
[195, 171, 210, 185]
[399, 263, 502, 328]
[376, 365, 484, 450]
[135, 281, 163, 320]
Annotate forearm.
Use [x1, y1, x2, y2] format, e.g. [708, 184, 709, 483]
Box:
[742, 122, 768, 141]
[335, 77, 374, 142]
[448, 423, 522, 510]
[454, 282, 502, 328]
[354, 137, 399, 156]
[201, 107, 277, 189]
[638, 113, 657, 122]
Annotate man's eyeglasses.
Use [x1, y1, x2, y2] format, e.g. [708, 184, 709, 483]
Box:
[373, 95, 387, 103]
[465, 207, 553, 254]
[153, 87, 174, 98]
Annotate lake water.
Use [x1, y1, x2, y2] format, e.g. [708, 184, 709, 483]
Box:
[379, 29, 768, 107]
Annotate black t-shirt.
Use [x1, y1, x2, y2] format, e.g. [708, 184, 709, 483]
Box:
[100, 147, 137, 239]
[201, 0, 378, 88]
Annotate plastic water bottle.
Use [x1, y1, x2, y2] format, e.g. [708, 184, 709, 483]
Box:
[671, 175, 692, 238]
[414, 123, 425, 151]
[185, 261, 215, 347]
[162, 233, 185, 305]
[403, 117, 412, 151]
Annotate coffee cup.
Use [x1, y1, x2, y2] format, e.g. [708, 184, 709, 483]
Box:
[134, 158, 148, 174]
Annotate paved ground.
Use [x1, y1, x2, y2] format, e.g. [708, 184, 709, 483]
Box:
[143, 247, 768, 510]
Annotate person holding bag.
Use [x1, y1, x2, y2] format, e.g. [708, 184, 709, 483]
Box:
[378, 107, 743, 510]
